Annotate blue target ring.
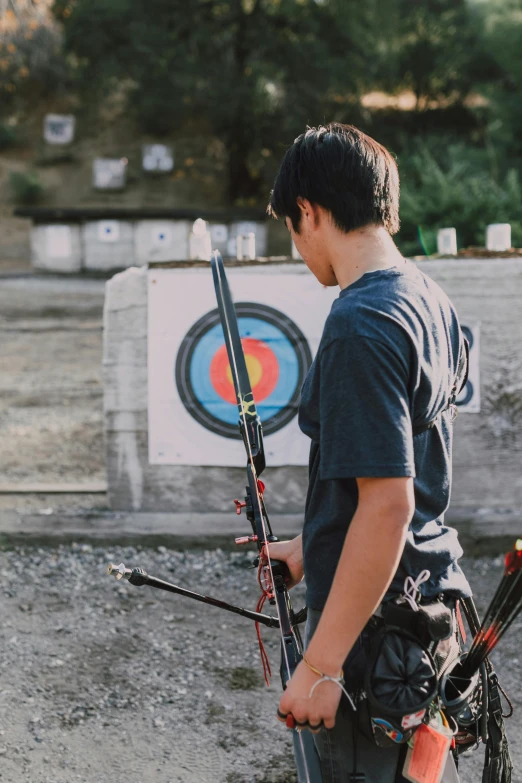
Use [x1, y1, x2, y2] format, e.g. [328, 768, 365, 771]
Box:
[175, 303, 312, 438]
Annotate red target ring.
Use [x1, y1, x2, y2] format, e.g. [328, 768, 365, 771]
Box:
[210, 337, 279, 404]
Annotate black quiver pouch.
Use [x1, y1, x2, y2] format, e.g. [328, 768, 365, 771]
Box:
[358, 627, 438, 748]
[482, 671, 512, 783]
[382, 599, 453, 648]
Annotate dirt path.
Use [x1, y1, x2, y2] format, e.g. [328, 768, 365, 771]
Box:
[0, 275, 105, 486]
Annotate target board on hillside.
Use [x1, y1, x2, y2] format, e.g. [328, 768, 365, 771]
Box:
[147, 266, 338, 466]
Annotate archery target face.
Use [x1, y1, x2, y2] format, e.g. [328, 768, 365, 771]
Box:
[148, 266, 339, 466]
[151, 223, 173, 247]
[175, 303, 312, 438]
[456, 324, 480, 413]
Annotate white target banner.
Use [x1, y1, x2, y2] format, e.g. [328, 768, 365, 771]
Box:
[148, 266, 337, 466]
[456, 324, 480, 413]
[147, 268, 480, 466]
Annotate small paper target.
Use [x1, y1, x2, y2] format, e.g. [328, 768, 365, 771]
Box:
[210, 224, 228, 244]
[97, 220, 120, 243]
[175, 303, 312, 438]
[93, 158, 127, 190]
[142, 144, 174, 173]
[151, 224, 173, 247]
[44, 114, 75, 145]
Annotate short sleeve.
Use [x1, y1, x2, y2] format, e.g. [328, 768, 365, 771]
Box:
[319, 335, 415, 480]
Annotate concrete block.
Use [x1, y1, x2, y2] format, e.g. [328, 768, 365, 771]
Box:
[31, 224, 82, 273]
[105, 266, 148, 312]
[104, 368, 148, 414]
[134, 220, 190, 264]
[437, 228, 457, 255]
[229, 221, 267, 256]
[83, 220, 135, 271]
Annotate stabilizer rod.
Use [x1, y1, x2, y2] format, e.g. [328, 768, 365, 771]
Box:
[107, 562, 280, 628]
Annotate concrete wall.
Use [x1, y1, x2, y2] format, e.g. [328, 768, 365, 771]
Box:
[28, 219, 270, 273]
[134, 220, 191, 264]
[104, 259, 522, 518]
[31, 224, 82, 273]
[83, 220, 135, 271]
[416, 259, 522, 509]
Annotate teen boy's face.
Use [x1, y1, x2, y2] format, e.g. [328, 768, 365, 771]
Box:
[285, 211, 338, 287]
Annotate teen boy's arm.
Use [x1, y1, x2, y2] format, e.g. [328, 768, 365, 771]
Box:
[273, 328, 416, 729]
[272, 475, 414, 730]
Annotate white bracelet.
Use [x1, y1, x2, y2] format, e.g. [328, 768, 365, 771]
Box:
[309, 674, 357, 712]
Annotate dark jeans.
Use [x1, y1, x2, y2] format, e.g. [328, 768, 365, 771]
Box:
[304, 608, 460, 783]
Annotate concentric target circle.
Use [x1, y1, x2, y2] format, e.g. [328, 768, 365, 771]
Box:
[175, 303, 312, 438]
[456, 325, 474, 407]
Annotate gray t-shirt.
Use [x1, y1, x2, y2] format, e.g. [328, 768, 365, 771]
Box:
[299, 259, 472, 611]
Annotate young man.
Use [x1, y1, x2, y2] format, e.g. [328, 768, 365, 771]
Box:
[266, 123, 471, 782]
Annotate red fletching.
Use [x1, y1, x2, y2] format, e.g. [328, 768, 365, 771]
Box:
[257, 479, 265, 496]
[286, 714, 297, 730]
[504, 549, 522, 575]
[463, 537, 522, 677]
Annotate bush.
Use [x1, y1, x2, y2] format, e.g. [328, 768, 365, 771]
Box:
[9, 171, 44, 204]
[0, 123, 18, 150]
[397, 143, 522, 256]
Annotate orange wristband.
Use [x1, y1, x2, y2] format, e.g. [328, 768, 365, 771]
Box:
[303, 653, 343, 680]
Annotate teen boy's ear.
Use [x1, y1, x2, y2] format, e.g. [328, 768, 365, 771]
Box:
[295, 198, 323, 231]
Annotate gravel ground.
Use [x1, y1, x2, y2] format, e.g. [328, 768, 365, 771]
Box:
[0, 544, 520, 783]
[1, 273, 520, 782]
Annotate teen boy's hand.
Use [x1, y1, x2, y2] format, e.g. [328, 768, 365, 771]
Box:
[277, 658, 342, 732]
[264, 534, 304, 589]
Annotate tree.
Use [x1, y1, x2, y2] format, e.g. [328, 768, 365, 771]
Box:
[52, 0, 376, 202]
[0, 2, 68, 114]
[472, 0, 522, 158]
[375, 0, 493, 109]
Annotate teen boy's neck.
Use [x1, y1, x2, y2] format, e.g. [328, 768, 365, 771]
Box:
[329, 224, 405, 290]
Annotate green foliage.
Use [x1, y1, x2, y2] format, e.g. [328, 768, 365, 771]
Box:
[0, 11, 69, 115]
[471, 0, 522, 158]
[375, 0, 492, 107]
[0, 123, 18, 149]
[398, 142, 522, 256]
[9, 171, 45, 204]
[52, 0, 377, 200]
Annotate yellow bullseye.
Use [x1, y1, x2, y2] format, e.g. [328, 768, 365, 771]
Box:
[226, 354, 263, 388]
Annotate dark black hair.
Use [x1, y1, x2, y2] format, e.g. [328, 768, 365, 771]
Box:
[268, 123, 400, 235]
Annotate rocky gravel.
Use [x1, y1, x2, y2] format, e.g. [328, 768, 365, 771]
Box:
[0, 544, 520, 783]
[1, 273, 520, 782]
